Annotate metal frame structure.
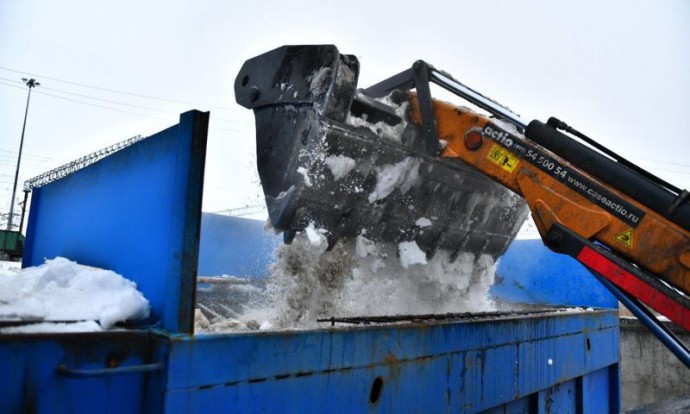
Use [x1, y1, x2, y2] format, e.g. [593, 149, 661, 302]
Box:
[23, 134, 145, 191]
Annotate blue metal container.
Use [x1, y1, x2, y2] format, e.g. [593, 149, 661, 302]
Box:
[164, 310, 620, 413]
[1, 310, 620, 413]
[2, 112, 621, 413]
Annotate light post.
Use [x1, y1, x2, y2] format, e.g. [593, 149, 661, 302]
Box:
[6, 78, 39, 231]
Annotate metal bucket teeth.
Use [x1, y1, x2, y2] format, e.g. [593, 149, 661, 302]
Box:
[236, 45, 528, 260]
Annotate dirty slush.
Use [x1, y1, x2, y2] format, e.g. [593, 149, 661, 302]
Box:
[196, 230, 498, 332]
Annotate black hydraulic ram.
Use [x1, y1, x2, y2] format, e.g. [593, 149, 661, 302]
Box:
[526, 120, 690, 232]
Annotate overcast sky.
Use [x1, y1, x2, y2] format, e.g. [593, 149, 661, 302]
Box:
[1, 0, 688, 226]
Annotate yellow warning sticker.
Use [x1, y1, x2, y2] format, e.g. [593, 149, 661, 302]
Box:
[615, 229, 634, 249]
[487, 144, 520, 173]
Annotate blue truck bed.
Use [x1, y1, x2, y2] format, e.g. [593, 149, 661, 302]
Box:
[2, 308, 619, 413]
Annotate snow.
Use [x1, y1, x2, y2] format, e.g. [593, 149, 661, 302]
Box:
[368, 158, 421, 203]
[305, 222, 326, 246]
[324, 155, 356, 181]
[398, 241, 428, 268]
[347, 115, 405, 143]
[415, 217, 432, 228]
[268, 235, 498, 329]
[355, 234, 377, 258]
[194, 308, 210, 329]
[296, 166, 312, 187]
[199, 232, 499, 332]
[492, 118, 520, 135]
[0, 257, 150, 330]
[0, 321, 103, 334]
[275, 185, 296, 200]
[346, 92, 409, 143]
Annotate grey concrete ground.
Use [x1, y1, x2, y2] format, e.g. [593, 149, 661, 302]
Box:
[620, 317, 690, 411]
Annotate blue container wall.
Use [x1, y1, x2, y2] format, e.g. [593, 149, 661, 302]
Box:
[164, 310, 620, 413]
[22, 111, 208, 334]
[1, 310, 620, 413]
[492, 239, 617, 308]
[198, 213, 279, 277]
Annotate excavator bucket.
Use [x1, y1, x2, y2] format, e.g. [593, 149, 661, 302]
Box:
[235, 45, 528, 259]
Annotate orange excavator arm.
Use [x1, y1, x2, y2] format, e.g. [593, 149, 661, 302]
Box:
[411, 97, 690, 296]
[407, 95, 690, 336]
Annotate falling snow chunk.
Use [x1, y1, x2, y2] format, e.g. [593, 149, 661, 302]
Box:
[415, 217, 432, 228]
[305, 222, 326, 246]
[398, 241, 427, 268]
[0, 257, 150, 330]
[356, 234, 377, 258]
[296, 166, 312, 187]
[324, 155, 356, 181]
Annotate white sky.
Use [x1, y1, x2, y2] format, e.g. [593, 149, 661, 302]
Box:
[1, 0, 689, 227]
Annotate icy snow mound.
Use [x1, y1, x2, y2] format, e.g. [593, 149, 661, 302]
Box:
[0, 257, 150, 330]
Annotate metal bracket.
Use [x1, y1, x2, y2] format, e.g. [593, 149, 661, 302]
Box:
[363, 60, 529, 156]
[363, 61, 440, 155]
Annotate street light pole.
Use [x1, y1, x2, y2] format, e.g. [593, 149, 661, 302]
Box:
[6, 78, 40, 231]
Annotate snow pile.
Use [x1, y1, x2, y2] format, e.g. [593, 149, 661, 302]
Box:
[0, 257, 150, 332]
[271, 233, 496, 329]
[199, 228, 499, 332]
